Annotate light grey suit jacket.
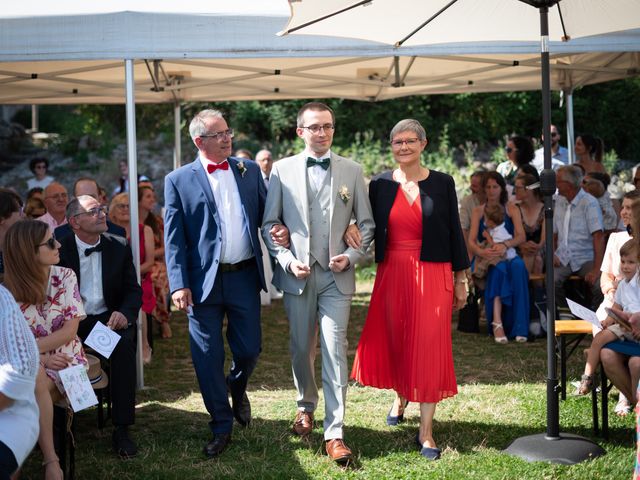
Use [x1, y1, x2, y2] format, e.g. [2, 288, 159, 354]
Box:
[262, 151, 374, 295]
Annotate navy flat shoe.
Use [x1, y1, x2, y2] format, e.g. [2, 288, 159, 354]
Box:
[386, 401, 409, 426]
[420, 447, 441, 460]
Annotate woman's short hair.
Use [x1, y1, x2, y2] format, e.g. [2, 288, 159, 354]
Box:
[28, 157, 48, 174]
[3, 220, 50, 305]
[482, 171, 509, 205]
[510, 135, 535, 166]
[389, 119, 427, 142]
[0, 188, 22, 221]
[109, 193, 129, 217]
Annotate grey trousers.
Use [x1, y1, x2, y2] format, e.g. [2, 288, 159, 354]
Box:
[283, 263, 352, 440]
[554, 260, 604, 311]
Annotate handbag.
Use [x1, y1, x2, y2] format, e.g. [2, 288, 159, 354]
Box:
[457, 292, 480, 333]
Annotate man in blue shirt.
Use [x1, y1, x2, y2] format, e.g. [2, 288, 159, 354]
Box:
[532, 124, 569, 173]
[553, 165, 605, 311]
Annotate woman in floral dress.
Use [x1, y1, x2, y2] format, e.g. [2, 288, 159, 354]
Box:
[4, 220, 86, 480]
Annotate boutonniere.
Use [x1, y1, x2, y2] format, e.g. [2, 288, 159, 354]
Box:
[338, 185, 351, 204]
[237, 161, 247, 178]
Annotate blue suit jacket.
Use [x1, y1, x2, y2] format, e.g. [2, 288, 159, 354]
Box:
[164, 156, 267, 304]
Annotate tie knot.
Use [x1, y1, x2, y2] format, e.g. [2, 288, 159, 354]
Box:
[207, 161, 229, 174]
[85, 244, 103, 257]
[306, 157, 330, 170]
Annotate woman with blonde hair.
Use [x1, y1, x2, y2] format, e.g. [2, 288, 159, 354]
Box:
[3, 220, 87, 480]
[109, 193, 155, 363]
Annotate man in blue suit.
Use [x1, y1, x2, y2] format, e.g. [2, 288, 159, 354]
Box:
[164, 108, 286, 458]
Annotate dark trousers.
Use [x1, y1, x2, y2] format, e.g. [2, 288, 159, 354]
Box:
[0, 441, 17, 480]
[188, 263, 261, 435]
[78, 311, 137, 426]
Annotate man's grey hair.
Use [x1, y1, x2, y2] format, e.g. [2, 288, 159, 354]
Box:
[557, 165, 583, 188]
[389, 119, 427, 142]
[189, 109, 225, 141]
[256, 149, 272, 161]
[65, 195, 94, 220]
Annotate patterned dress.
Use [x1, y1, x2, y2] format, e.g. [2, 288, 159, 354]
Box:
[150, 215, 170, 325]
[19, 265, 87, 382]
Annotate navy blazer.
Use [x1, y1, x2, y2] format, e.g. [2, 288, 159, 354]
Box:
[164, 157, 267, 304]
[58, 233, 143, 325]
[369, 170, 469, 272]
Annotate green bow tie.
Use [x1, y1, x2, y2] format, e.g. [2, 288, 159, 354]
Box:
[306, 157, 330, 170]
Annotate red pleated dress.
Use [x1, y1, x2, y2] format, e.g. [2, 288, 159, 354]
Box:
[351, 188, 458, 403]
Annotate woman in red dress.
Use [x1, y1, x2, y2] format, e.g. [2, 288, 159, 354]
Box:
[351, 119, 469, 460]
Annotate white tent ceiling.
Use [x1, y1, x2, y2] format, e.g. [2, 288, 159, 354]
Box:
[0, 1, 638, 104]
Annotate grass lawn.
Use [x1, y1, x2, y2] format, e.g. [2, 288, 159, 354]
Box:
[22, 282, 636, 479]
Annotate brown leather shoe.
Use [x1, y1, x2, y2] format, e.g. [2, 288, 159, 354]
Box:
[325, 439, 353, 465]
[292, 410, 314, 436]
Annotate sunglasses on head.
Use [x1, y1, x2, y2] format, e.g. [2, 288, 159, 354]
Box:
[38, 237, 57, 250]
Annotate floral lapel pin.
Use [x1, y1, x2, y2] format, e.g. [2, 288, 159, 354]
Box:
[237, 161, 247, 178]
[338, 185, 351, 204]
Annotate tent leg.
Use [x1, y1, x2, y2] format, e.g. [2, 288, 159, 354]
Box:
[565, 89, 575, 164]
[125, 59, 144, 390]
[174, 102, 181, 170]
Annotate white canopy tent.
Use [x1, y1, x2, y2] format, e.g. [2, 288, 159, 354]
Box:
[1, 1, 638, 386]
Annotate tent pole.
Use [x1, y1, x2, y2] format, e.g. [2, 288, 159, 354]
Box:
[505, 3, 604, 464]
[125, 59, 144, 390]
[31, 105, 38, 132]
[565, 89, 575, 163]
[174, 102, 181, 170]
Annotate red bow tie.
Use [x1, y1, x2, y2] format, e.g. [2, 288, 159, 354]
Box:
[207, 161, 229, 174]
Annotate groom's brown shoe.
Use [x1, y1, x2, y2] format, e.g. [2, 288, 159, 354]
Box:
[325, 439, 353, 465]
[292, 410, 314, 436]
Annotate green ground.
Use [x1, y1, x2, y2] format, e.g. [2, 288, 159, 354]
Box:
[21, 282, 636, 479]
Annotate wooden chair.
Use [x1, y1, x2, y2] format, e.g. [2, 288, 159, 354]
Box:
[554, 319, 593, 400]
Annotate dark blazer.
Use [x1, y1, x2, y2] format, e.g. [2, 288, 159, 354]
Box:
[57, 232, 142, 324]
[164, 156, 267, 303]
[55, 220, 126, 241]
[369, 170, 470, 272]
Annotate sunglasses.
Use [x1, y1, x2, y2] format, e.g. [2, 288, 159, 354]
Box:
[37, 236, 58, 250]
[505, 146, 517, 154]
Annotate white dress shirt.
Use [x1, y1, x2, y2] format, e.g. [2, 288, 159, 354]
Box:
[74, 235, 107, 315]
[199, 156, 252, 264]
[305, 149, 331, 191]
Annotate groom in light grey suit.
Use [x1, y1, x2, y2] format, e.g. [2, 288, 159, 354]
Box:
[262, 102, 374, 465]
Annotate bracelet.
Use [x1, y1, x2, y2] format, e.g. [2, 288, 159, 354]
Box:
[455, 278, 468, 285]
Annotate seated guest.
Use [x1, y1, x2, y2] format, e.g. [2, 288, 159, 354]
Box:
[57, 195, 142, 458]
[513, 174, 545, 275]
[0, 189, 23, 281]
[26, 157, 54, 191]
[578, 239, 640, 395]
[54, 177, 125, 240]
[26, 187, 44, 201]
[24, 197, 46, 219]
[472, 203, 517, 286]
[575, 134, 606, 174]
[459, 170, 486, 260]
[531, 124, 568, 172]
[582, 172, 618, 232]
[4, 220, 88, 480]
[38, 182, 68, 231]
[0, 285, 40, 480]
[234, 148, 253, 160]
[110, 193, 155, 363]
[138, 186, 171, 339]
[496, 135, 535, 187]
[112, 160, 150, 196]
[554, 165, 605, 311]
[468, 172, 530, 344]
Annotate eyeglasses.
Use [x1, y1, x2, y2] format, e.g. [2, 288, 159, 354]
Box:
[505, 147, 517, 154]
[74, 206, 108, 217]
[45, 193, 68, 201]
[37, 237, 58, 250]
[34, 165, 47, 170]
[200, 129, 234, 141]
[550, 132, 559, 138]
[300, 124, 335, 134]
[391, 138, 420, 148]
[113, 204, 129, 210]
[513, 185, 526, 191]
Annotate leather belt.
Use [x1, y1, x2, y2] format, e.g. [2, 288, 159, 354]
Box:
[219, 258, 255, 273]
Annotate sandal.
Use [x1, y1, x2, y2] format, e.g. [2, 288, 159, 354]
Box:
[576, 374, 596, 395]
[492, 323, 508, 344]
[614, 394, 631, 416]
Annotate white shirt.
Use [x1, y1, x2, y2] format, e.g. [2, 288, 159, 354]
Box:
[305, 149, 331, 192]
[27, 175, 54, 191]
[488, 223, 517, 260]
[74, 235, 107, 315]
[0, 285, 40, 467]
[615, 272, 640, 314]
[199, 156, 252, 264]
